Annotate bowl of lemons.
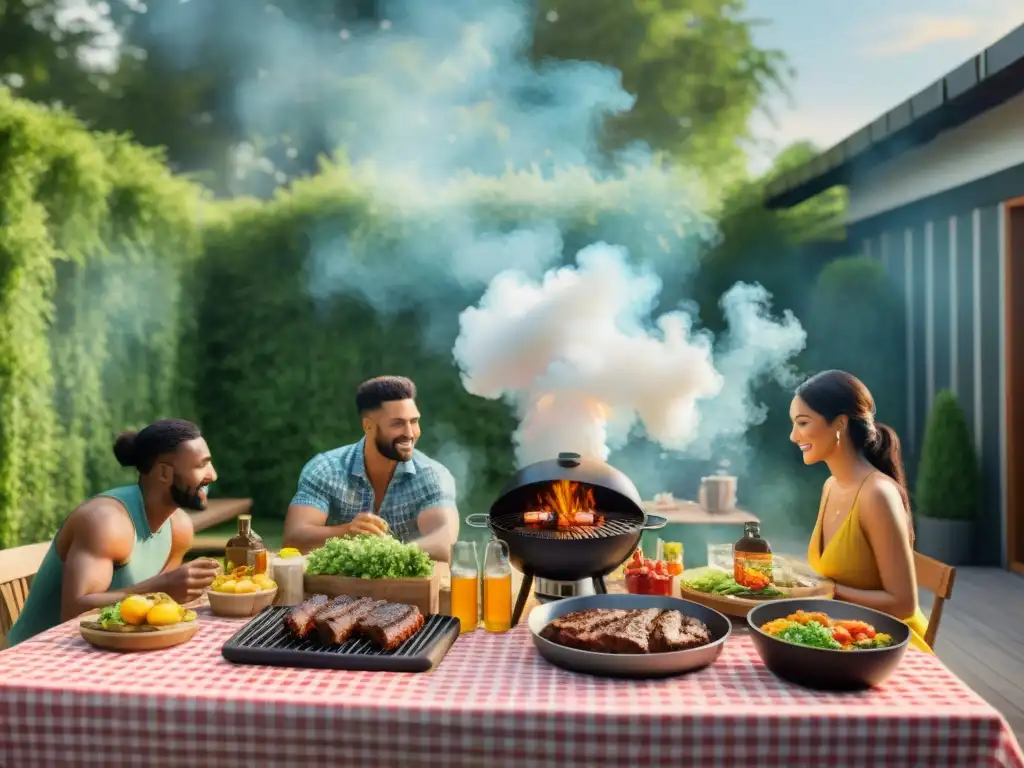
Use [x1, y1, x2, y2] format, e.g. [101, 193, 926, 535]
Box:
[207, 565, 278, 618]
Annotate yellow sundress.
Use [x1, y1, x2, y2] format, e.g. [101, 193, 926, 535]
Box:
[807, 475, 933, 654]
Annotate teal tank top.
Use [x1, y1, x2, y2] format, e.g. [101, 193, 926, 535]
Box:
[6, 485, 173, 646]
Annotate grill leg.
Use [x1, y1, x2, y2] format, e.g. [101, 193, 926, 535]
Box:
[511, 571, 534, 627]
[592, 575, 607, 595]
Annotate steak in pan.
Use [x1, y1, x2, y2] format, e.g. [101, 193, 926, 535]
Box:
[540, 608, 711, 654]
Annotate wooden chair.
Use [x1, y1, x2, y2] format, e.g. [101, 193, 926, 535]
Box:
[0, 541, 51, 649]
[914, 551, 956, 648]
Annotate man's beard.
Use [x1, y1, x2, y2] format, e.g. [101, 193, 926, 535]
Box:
[170, 477, 206, 511]
[376, 433, 414, 462]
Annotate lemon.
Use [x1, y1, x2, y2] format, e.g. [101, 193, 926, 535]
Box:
[216, 579, 237, 594]
[146, 601, 184, 626]
[277, 547, 302, 559]
[233, 579, 258, 594]
[120, 595, 154, 626]
[252, 574, 275, 591]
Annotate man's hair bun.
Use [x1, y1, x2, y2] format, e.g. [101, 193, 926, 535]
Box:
[113, 430, 139, 468]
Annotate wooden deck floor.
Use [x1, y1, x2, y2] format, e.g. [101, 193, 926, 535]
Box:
[921, 568, 1024, 741]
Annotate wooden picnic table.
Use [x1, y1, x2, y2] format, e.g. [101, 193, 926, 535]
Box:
[187, 498, 253, 533]
[639, 499, 759, 568]
[186, 498, 252, 556]
[643, 499, 759, 525]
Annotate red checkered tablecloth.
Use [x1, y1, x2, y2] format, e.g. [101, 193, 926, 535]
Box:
[1, 609, 1021, 768]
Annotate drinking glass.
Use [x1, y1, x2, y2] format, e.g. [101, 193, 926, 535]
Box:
[482, 538, 512, 633]
[450, 541, 479, 633]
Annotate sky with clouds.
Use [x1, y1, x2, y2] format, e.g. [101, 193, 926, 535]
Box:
[744, 0, 1024, 173]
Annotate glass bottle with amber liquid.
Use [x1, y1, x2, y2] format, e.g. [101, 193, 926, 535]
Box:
[225, 514, 268, 575]
[482, 538, 512, 633]
[733, 522, 772, 590]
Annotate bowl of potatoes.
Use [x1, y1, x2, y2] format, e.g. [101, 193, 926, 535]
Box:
[207, 566, 278, 618]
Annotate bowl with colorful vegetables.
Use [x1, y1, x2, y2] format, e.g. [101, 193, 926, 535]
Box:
[747, 598, 911, 690]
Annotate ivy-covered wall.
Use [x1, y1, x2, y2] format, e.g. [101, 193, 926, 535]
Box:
[0, 88, 204, 547]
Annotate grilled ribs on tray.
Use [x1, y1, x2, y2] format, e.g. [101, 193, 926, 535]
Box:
[540, 608, 712, 654]
[285, 594, 425, 651]
[283, 594, 333, 638]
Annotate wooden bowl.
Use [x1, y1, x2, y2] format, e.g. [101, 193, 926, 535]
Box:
[79, 620, 200, 652]
[207, 587, 278, 618]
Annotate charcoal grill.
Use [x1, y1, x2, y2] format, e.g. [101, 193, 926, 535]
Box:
[221, 606, 460, 673]
[466, 451, 666, 627]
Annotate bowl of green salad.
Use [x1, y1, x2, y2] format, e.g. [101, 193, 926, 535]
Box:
[747, 598, 911, 691]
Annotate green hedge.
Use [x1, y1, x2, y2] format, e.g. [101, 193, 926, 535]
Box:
[0, 88, 204, 548]
[191, 162, 709, 520]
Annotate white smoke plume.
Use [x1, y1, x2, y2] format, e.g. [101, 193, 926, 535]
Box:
[132, 0, 811, 484]
[454, 243, 807, 467]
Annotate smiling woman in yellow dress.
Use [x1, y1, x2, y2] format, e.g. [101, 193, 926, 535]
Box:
[789, 369, 932, 654]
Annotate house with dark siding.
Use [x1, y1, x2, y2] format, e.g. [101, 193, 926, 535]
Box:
[765, 24, 1024, 572]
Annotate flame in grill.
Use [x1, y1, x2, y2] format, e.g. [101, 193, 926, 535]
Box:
[524, 480, 603, 528]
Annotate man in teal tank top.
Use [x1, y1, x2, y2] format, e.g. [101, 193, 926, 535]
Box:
[7, 419, 222, 646]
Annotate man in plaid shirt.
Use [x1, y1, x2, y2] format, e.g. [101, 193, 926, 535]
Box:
[283, 376, 460, 562]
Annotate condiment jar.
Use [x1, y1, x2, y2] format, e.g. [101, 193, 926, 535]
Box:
[271, 551, 306, 606]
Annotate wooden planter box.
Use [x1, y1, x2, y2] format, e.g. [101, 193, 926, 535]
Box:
[304, 567, 441, 615]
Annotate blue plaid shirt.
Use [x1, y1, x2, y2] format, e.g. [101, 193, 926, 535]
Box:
[290, 438, 458, 543]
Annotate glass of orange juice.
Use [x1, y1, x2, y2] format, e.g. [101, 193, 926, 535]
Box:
[482, 538, 512, 633]
[450, 541, 479, 633]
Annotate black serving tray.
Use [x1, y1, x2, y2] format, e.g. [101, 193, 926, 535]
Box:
[221, 605, 461, 673]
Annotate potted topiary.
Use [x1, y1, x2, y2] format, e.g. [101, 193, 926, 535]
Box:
[913, 389, 980, 565]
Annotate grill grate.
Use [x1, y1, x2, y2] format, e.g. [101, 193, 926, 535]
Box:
[489, 510, 642, 539]
[221, 606, 461, 673]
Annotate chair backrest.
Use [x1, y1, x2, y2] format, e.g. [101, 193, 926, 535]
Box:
[0, 541, 51, 649]
[914, 551, 956, 648]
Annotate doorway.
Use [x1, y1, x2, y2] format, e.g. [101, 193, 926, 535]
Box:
[1005, 199, 1024, 573]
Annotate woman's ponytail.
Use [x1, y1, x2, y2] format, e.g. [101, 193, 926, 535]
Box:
[863, 421, 914, 543]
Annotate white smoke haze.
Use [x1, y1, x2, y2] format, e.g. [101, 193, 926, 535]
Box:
[454, 244, 806, 467]
[134, 0, 809, 488]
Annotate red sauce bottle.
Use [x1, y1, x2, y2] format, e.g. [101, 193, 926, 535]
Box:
[733, 522, 772, 590]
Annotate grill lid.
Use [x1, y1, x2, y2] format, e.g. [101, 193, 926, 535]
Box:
[490, 452, 645, 519]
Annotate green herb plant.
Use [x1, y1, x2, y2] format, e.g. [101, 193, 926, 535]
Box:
[305, 535, 434, 580]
